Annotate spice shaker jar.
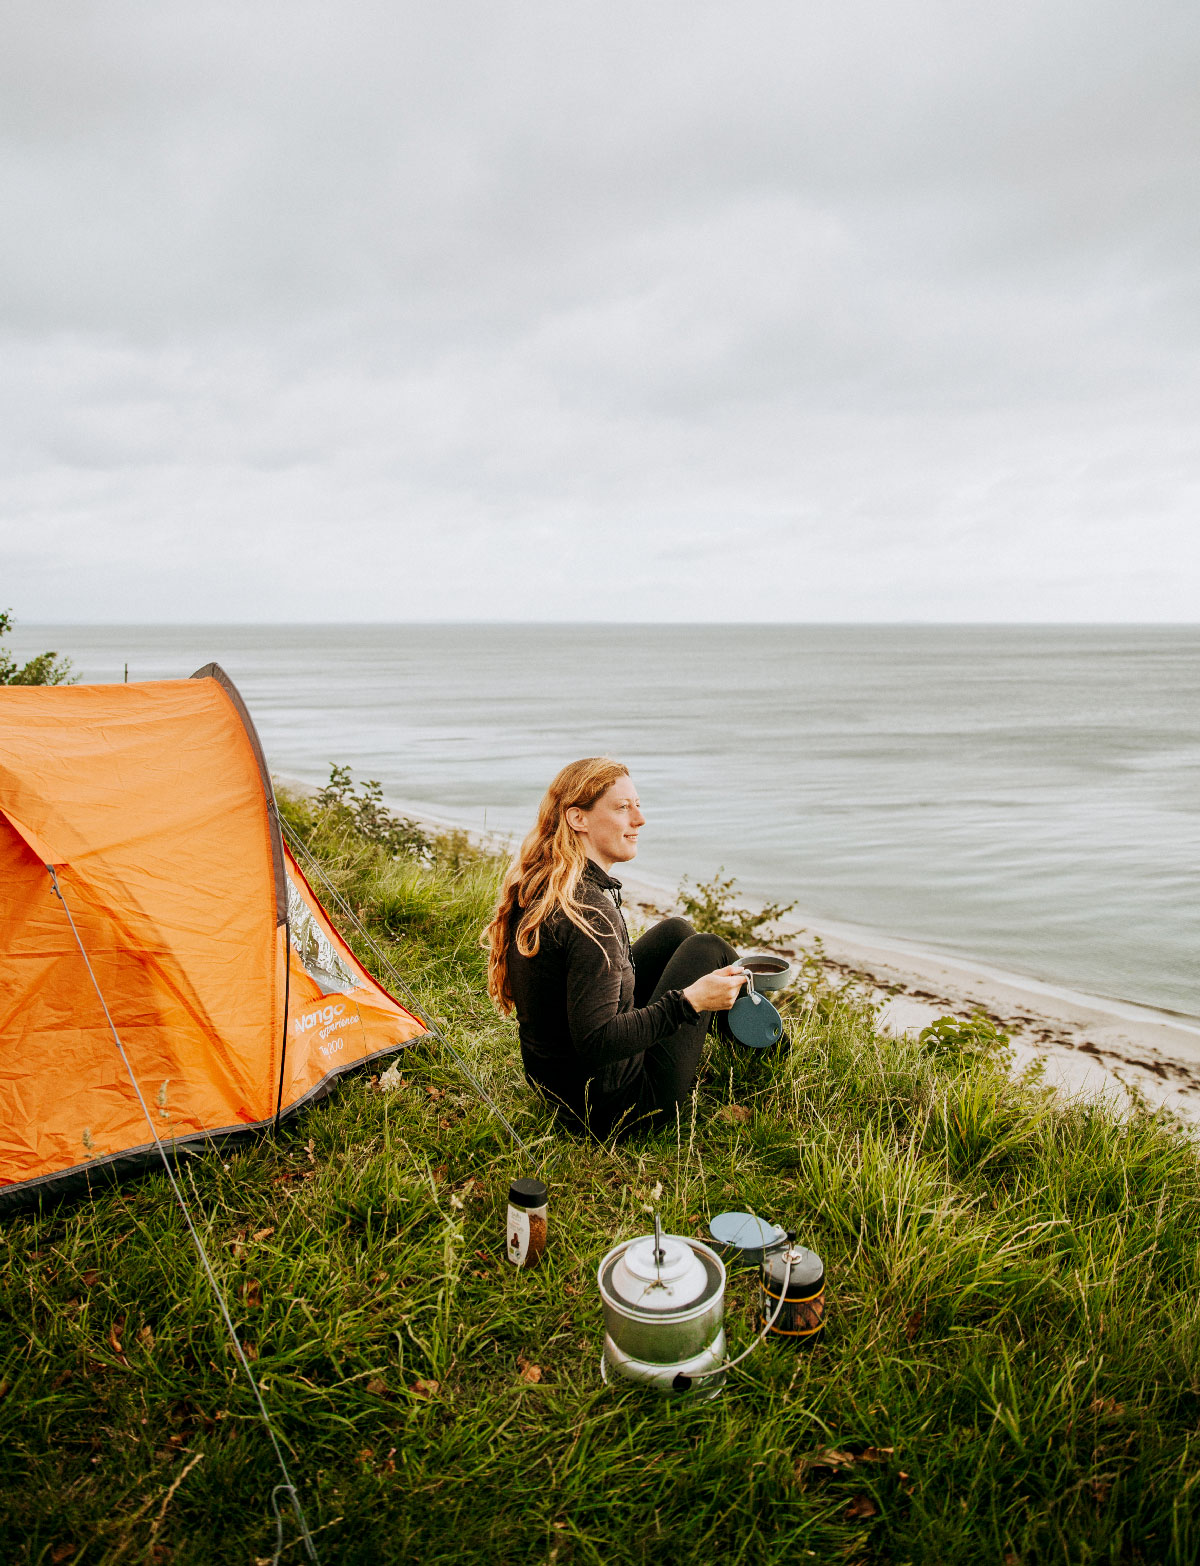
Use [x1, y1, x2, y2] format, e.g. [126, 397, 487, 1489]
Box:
[506, 1176, 548, 1267]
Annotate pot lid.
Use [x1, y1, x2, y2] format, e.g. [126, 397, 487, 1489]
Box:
[728, 989, 784, 1049]
[610, 1233, 710, 1312]
[709, 1211, 787, 1254]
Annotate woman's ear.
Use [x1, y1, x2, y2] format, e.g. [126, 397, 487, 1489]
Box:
[564, 805, 588, 836]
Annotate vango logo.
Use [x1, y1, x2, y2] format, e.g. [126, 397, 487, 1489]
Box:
[292, 1003, 346, 1035]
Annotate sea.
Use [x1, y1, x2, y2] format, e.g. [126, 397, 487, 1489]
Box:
[13, 623, 1200, 1024]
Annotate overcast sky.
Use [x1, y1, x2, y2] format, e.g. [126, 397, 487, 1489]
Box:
[1, 0, 1197, 623]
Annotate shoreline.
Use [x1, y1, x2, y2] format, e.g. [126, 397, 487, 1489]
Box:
[616, 862, 1200, 1127]
[278, 774, 1200, 1128]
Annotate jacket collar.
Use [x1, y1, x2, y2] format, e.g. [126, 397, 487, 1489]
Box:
[582, 857, 623, 904]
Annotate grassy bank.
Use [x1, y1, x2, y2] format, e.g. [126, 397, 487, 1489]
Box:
[3, 787, 1200, 1564]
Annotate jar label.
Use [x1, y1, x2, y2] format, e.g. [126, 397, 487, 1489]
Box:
[506, 1203, 547, 1267]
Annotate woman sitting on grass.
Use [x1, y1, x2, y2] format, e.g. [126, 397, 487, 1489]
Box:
[484, 757, 746, 1137]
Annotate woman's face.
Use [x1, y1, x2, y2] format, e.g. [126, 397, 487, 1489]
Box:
[568, 776, 645, 870]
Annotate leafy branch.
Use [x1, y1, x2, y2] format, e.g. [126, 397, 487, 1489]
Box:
[676, 867, 796, 949]
[0, 610, 76, 686]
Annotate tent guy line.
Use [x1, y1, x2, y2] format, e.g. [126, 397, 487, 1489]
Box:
[46, 864, 320, 1566]
[278, 814, 540, 1165]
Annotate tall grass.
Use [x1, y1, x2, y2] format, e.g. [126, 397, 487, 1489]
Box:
[2, 790, 1198, 1562]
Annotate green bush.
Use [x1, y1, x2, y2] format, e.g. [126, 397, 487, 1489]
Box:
[676, 867, 796, 948]
[0, 610, 75, 686]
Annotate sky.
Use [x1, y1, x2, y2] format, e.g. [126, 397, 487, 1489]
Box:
[1, 0, 1197, 623]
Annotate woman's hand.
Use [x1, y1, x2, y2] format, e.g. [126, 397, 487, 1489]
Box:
[682, 964, 747, 1014]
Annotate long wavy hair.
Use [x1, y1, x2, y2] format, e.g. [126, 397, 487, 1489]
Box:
[485, 757, 630, 1015]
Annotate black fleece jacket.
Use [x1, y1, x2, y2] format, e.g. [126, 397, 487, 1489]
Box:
[508, 860, 698, 1118]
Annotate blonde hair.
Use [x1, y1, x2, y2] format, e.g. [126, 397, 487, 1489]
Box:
[485, 757, 630, 1015]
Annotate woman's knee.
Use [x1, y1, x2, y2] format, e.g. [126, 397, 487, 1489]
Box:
[650, 916, 695, 947]
[679, 931, 737, 969]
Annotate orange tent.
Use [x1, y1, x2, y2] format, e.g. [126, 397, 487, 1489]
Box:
[0, 665, 427, 1210]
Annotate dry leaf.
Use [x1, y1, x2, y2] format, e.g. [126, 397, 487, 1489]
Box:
[243, 1279, 262, 1309]
[137, 1325, 156, 1351]
[357, 1446, 374, 1464]
[843, 1495, 877, 1521]
[859, 1447, 894, 1463]
[410, 1378, 439, 1398]
[426, 1086, 444, 1101]
[798, 1447, 856, 1473]
[305, 1138, 316, 1164]
[448, 1193, 464, 1211]
[50, 1544, 74, 1564]
[252, 1227, 275, 1243]
[904, 1309, 924, 1342]
[80, 1269, 99, 1289]
[241, 1341, 258, 1361]
[0, 1378, 9, 1401]
[108, 1315, 126, 1357]
[1089, 1396, 1124, 1421]
[716, 1103, 752, 1124]
[365, 1376, 387, 1396]
[517, 1354, 543, 1384]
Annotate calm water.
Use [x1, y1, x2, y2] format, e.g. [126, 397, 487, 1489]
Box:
[16, 624, 1200, 1020]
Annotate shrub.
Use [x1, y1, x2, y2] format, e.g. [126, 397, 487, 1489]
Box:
[918, 1010, 1012, 1065]
[676, 867, 796, 948]
[0, 610, 75, 686]
[312, 764, 436, 860]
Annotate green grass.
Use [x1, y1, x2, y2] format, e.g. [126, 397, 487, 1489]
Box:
[3, 792, 1200, 1563]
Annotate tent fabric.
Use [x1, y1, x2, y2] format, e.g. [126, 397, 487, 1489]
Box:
[0, 671, 427, 1210]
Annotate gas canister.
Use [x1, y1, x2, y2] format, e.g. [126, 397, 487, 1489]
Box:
[757, 1244, 825, 1343]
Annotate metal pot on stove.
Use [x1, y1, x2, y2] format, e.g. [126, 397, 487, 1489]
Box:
[597, 1216, 727, 1393]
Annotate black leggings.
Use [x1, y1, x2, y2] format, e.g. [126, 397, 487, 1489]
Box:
[601, 917, 738, 1138]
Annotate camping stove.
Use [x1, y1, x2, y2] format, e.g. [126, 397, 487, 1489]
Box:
[597, 1216, 727, 1396]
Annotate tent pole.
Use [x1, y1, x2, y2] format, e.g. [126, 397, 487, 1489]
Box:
[275, 913, 291, 1130]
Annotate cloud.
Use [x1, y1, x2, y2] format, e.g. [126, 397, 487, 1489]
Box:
[1, 0, 1198, 620]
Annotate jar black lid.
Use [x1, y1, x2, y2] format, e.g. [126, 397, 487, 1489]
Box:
[509, 1176, 548, 1208]
[762, 1245, 824, 1294]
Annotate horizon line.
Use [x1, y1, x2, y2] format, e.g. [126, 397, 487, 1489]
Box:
[13, 617, 1200, 628]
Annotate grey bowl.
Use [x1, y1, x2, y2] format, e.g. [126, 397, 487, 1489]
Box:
[736, 950, 792, 993]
